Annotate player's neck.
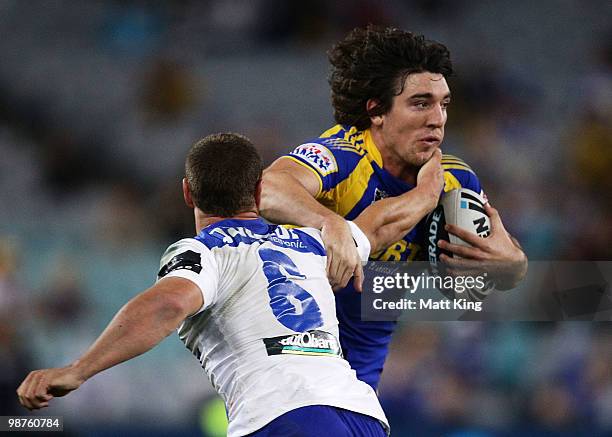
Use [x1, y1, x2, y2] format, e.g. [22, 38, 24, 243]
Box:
[370, 130, 418, 185]
[194, 209, 259, 233]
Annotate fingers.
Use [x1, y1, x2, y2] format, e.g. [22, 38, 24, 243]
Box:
[428, 147, 442, 160]
[330, 253, 359, 290]
[321, 217, 364, 291]
[444, 224, 487, 248]
[432, 148, 442, 161]
[485, 203, 505, 234]
[327, 248, 351, 288]
[16, 374, 30, 410]
[440, 254, 488, 276]
[353, 263, 364, 293]
[34, 372, 52, 402]
[17, 370, 49, 410]
[438, 239, 486, 260]
[327, 250, 363, 291]
[440, 254, 485, 276]
[326, 248, 333, 273]
[327, 250, 343, 288]
[17, 371, 38, 410]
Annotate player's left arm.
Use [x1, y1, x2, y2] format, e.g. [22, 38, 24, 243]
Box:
[439, 202, 528, 290]
[17, 277, 202, 410]
[355, 149, 444, 252]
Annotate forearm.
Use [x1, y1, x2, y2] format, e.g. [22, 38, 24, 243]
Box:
[260, 169, 338, 228]
[70, 289, 186, 381]
[355, 186, 437, 253]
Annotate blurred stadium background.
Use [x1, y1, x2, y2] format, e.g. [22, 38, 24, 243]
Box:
[0, 1, 611, 436]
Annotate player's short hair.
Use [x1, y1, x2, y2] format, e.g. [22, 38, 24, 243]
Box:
[185, 133, 263, 216]
[328, 24, 453, 130]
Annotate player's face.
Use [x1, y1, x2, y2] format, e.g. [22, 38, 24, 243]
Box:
[376, 72, 450, 168]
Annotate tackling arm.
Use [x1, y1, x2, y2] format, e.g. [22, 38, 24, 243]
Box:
[260, 157, 338, 228]
[17, 277, 202, 410]
[261, 158, 364, 290]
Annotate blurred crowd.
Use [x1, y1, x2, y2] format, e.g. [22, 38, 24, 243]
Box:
[380, 323, 612, 436]
[0, 0, 611, 435]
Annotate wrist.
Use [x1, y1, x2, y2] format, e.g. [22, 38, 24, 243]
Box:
[414, 185, 441, 211]
[320, 213, 346, 230]
[69, 360, 93, 383]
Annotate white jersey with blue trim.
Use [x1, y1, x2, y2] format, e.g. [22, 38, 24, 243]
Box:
[157, 218, 388, 437]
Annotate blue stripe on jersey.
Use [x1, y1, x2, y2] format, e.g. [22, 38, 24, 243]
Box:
[195, 218, 325, 256]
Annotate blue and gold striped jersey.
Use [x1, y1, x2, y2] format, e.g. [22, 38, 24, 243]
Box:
[283, 124, 484, 390]
[284, 124, 483, 262]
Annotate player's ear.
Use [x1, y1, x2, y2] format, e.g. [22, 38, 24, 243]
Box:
[254, 179, 263, 211]
[182, 178, 195, 208]
[367, 99, 383, 127]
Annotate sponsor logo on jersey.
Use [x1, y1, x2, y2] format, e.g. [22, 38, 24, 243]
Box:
[209, 225, 307, 249]
[290, 143, 338, 176]
[158, 250, 202, 277]
[263, 330, 342, 357]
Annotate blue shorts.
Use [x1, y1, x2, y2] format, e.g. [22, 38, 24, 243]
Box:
[247, 405, 386, 437]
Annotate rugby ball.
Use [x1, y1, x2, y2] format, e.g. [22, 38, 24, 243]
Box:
[425, 188, 493, 301]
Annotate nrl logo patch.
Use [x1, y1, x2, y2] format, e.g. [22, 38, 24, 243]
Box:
[290, 143, 338, 176]
[374, 188, 389, 202]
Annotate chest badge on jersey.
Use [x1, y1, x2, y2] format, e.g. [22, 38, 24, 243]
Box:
[263, 330, 342, 357]
[374, 188, 389, 202]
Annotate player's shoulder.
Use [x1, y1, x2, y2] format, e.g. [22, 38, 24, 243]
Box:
[318, 125, 366, 154]
[158, 238, 209, 279]
[161, 238, 205, 258]
[291, 124, 366, 159]
[441, 153, 476, 175]
[285, 125, 368, 178]
[441, 153, 482, 193]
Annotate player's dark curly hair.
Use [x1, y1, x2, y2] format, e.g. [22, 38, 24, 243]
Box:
[328, 25, 453, 130]
[186, 133, 263, 216]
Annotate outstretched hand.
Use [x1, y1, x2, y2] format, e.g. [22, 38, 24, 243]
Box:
[438, 203, 527, 290]
[321, 216, 364, 292]
[17, 366, 85, 410]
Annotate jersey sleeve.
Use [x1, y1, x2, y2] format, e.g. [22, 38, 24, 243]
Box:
[157, 238, 219, 315]
[283, 141, 363, 197]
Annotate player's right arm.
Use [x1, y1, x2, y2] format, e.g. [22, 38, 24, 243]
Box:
[261, 157, 363, 291]
[17, 277, 203, 410]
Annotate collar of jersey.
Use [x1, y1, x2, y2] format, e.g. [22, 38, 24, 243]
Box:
[201, 217, 269, 234]
[362, 128, 383, 167]
[362, 128, 415, 194]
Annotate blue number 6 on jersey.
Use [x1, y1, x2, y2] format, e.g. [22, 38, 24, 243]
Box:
[258, 248, 323, 332]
